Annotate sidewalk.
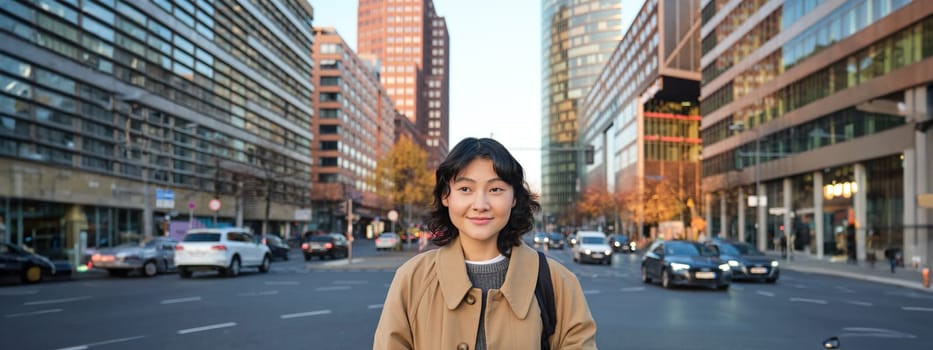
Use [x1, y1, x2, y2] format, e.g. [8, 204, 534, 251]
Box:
[305, 244, 423, 271]
[770, 251, 932, 293]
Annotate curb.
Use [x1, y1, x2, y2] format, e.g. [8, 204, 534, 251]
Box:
[782, 265, 933, 293]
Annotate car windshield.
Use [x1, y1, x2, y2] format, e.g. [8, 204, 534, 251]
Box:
[581, 236, 605, 244]
[724, 243, 763, 256]
[666, 243, 717, 257]
[549, 234, 562, 240]
[310, 235, 333, 242]
[380, 233, 398, 238]
[183, 233, 221, 242]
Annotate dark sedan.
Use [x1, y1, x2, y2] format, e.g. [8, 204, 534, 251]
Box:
[641, 240, 732, 290]
[547, 233, 565, 250]
[608, 234, 634, 252]
[301, 233, 349, 260]
[261, 234, 290, 261]
[0, 242, 56, 284]
[708, 240, 779, 283]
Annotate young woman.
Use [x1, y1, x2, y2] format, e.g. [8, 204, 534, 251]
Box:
[374, 137, 597, 350]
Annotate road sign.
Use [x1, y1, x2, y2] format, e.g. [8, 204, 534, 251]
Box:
[188, 201, 196, 210]
[387, 210, 399, 221]
[156, 189, 175, 209]
[209, 199, 221, 211]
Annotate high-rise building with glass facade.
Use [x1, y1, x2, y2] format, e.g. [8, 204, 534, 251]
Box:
[580, 0, 702, 238]
[0, 0, 316, 262]
[700, 0, 932, 268]
[541, 0, 624, 228]
[357, 0, 449, 168]
[311, 27, 395, 235]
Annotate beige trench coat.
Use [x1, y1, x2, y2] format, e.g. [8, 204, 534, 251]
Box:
[373, 237, 598, 349]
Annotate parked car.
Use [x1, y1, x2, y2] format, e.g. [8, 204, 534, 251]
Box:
[608, 234, 633, 252]
[259, 234, 290, 261]
[302, 233, 349, 260]
[91, 237, 177, 277]
[707, 240, 779, 283]
[547, 233, 565, 250]
[641, 240, 731, 290]
[0, 242, 56, 284]
[174, 228, 272, 278]
[375, 232, 401, 251]
[571, 231, 612, 264]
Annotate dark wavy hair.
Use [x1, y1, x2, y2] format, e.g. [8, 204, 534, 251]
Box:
[428, 137, 540, 255]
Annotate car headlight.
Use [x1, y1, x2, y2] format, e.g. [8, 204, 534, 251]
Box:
[771, 260, 779, 267]
[604, 249, 612, 255]
[629, 242, 637, 249]
[719, 264, 731, 272]
[613, 242, 621, 247]
[584, 249, 591, 255]
[728, 260, 740, 267]
[671, 263, 690, 271]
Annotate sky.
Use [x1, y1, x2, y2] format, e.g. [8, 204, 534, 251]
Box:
[308, 1, 640, 194]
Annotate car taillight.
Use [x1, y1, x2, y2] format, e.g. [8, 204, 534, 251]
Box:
[175, 245, 184, 250]
[301, 243, 309, 250]
[325, 242, 333, 249]
[210, 245, 227, 251]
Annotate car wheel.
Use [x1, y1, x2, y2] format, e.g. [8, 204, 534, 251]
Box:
[766, 277, 778, 283]
[143, 261, 158, 277]
[283, 252, 289, 261]
[661, 269, 672, 289]
[22, 265, 43, 284]
[179, 268, 193, 279]
[226, 256, 241, 277]
[259, 255, 271, 273]
[304, 254, 311, 261]
[641, 266, 651, 283]
[718, 284, 731, 291]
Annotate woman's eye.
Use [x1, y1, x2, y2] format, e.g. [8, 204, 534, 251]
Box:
[490, 187, 505, 193]
[456, 187, 472, 192]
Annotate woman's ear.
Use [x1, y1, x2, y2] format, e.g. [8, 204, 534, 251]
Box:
[442, 195, 449, 207]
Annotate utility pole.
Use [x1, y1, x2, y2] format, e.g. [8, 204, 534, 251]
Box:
[346, 198, 354, 264]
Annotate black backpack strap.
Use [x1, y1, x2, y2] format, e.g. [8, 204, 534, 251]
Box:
[535, 251, 556, 350]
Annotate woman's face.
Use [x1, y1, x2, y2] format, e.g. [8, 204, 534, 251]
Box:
[442, 158, 515, 245]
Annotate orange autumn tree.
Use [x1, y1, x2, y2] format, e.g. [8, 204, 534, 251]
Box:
[370, 136, 435, 219]
[577, 182, 616, 223]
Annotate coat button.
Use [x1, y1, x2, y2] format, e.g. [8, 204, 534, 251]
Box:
[457, 343, 470, 350]
[465, 295, 476, 305]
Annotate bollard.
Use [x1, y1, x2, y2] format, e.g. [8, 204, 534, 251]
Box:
[923, 267, 930, 289]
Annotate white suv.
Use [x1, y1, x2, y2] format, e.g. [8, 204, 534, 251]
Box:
[571, 231, 613, 265]
[175, 228, 272, 278]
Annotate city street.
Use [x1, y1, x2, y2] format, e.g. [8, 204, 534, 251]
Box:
[1, 239, 930, 350]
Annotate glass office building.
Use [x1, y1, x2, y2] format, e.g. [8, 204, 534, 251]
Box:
[0, 0, 316, 262]
[699, 0, 932, 268]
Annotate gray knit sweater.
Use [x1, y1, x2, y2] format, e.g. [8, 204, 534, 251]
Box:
[465, 257, 510, 350]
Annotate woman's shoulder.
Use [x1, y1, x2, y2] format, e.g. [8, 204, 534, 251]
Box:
[394, 248, 441, 278]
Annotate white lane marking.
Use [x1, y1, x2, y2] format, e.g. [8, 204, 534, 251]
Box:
[264, 281, 300, 286]
[315, 286, 351, 292]
[334, 280, 369, 285]
[280, 310, 331, 319]
[583, 290, 600, 295]
[845, 300, 873, 307]
[620, 287, 645, 292]
[5, 308, 62, 318]
[901, 306, 933, 312]
[237, 291, 279, 297]
[54, 335, 146, 350]
[368, 304, 384, 309]
[790, 297, 827, 304]
[24, 296, 92, 306]
[0, 289, 39, 296]
[177, 322, 237, 334]
[840, 327, 917, 339]
[835, 286, 855, 293]
[161, 297, 202, 305]
[756, 291, 775, 297]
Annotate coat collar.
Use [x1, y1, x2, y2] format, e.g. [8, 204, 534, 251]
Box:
[437, 237, 539, 319]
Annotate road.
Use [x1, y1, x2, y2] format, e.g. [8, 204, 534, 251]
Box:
[1, 239, 931, 350]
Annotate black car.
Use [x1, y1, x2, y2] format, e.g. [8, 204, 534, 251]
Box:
[641, 240, 732, 290]
[0, 242, 56, 284]
[608, 234, 633, 252]
[302, 233, 349, 260]
[260, 234, 290, 261]
[707, 240, 779, 283]
[546, 233, 565, 249]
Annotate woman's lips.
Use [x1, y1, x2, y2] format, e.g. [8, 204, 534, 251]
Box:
[468, 217, 492, 225]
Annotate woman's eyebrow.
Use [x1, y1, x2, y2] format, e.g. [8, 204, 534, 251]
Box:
[453, 176, 505, 184]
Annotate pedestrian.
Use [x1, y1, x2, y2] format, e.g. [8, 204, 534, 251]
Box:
[373, 137, 597, 350]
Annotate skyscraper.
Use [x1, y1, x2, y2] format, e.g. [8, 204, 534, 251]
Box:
[357, 0, 449, 167]
[0, 0, 316, 260]
[541, 0, 624, 227]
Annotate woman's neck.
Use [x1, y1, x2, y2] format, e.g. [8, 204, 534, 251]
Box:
[459, 237, 500, 261]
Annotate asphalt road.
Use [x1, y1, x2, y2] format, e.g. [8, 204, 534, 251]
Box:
[1, 238, 931, 350]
